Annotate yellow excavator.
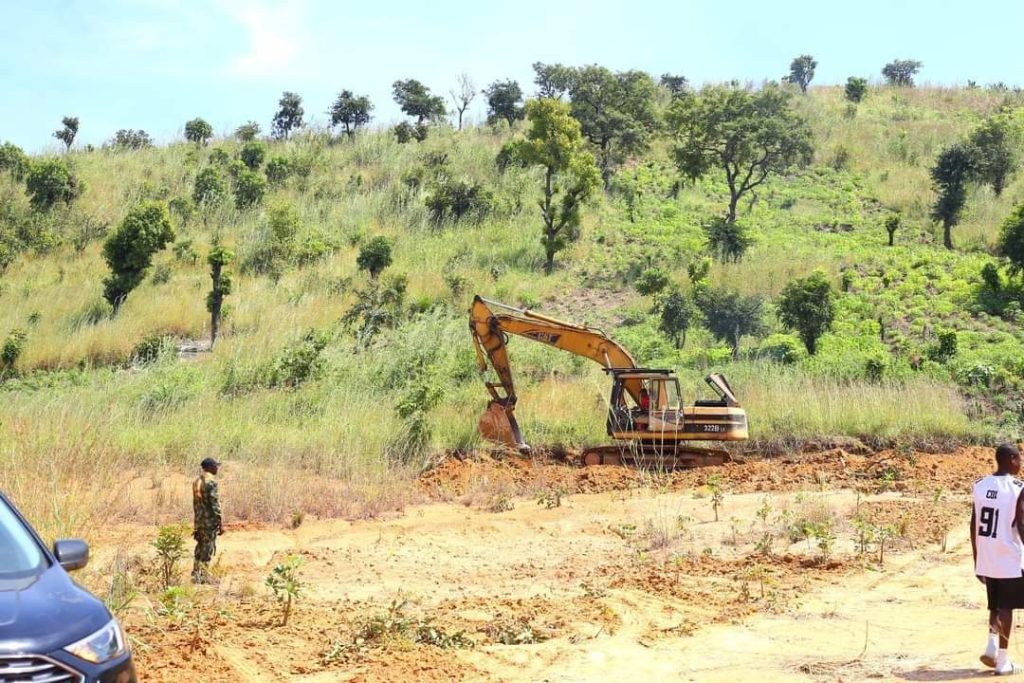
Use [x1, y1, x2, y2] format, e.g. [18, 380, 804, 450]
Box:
[469, 295, 748, 468]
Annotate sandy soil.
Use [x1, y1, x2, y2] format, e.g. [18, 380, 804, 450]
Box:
[76, 447, 1015, 682]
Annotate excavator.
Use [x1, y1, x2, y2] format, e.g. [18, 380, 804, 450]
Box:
[469, 295, 748, 468]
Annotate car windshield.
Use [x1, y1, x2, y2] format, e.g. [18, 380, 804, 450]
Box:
[0, 497, 47, 581]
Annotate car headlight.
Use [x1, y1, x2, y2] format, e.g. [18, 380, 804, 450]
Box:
[64, 619, 127, 664]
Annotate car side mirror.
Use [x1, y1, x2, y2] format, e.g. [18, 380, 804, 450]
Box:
[53, 539, 89, 572]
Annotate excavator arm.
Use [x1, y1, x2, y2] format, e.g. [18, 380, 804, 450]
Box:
[469, 295, 640, 450]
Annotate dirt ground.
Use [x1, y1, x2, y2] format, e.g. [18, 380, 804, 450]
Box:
[77, 447, 1021, 682]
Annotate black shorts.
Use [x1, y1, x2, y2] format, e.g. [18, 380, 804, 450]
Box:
[987, 573, 1024, 610]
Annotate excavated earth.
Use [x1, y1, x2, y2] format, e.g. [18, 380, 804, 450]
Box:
[75, 447, 1010, 681]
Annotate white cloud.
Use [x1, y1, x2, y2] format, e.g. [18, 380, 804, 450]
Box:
[220, 0, 308, 78]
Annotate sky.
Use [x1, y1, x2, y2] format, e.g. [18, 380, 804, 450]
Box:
[2, 0, 1023, 151]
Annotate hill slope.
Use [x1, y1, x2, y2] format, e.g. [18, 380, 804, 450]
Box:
[1, 86, 1024, 526]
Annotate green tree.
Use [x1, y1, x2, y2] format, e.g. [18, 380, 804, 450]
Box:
[392, 79, 446, 124]
[884, 214, 900, 246]
[0, 142, 30, 180]
[193, 167, 227, 206]
[102, 201, 175, 312]
[501, 99, 600, 273]
[777, 271, 835, 355]
[658, 287, 694, 348]
[845, 77, 868, 103]
[568, 66, 659, 189]
[484, 80, 525, 127]
[532, 62, 573, 99]
[184, 118, 213, 146]
[207, 247, 234, 347]
[930, 142, 975, 250]
[272, 91, 304, 140]
[26, 158, 82, 211]
[234, 121, 261, 141]
[695, 287, 765, 360]
[667, 83, 812, 223]
[53, 116, 79, 151]
[968, 114, 1020, 197]
[785, 55, 817, 93]
[660, 73, 690, 98]
[882, 59, 923, 87]
[357, 236, 393, 279]
[234, 169, 267, 209]
[997, 202, 1024, 278]
[240, 140, 267, 170]
[329, 90, 373, 137]
[704, 217, 754, 263]
[110, 129, 153, 149]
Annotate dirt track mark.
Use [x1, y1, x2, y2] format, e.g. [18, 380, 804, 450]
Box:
[215, 645, 277, 683]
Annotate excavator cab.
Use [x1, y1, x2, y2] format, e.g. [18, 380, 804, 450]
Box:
[605, 369, 747, 442]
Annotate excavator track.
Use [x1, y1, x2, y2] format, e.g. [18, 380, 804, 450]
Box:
[581, 444, 735, 470]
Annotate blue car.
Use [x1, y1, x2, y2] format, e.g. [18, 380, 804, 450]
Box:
[0, 491, 137, 682]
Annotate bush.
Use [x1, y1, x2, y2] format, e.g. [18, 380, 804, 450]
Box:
[0, 142, 30, 181]
[110, 129, 153, 149]
[756, 334, 801, 364]
[132, 334, 176, 364]
[424, 177, 492, 224]
[633, 268, 668, 296]
[193, 167, 226, 206]
[394, 122, 415, 144]
[265, 155, 292, 186]
[234, 170, 267, 209]
[777, 271, 835, 355]
[844, 77, 868, 103]
[102, 201, 175, 311]
[1, 329, 27, 375]
[704, 217, 753, 263]
[26, 159, 82, 211]
[357, 236, 393, 279]
[240, 141, 267, 170]
[268, 330, 329, 389]
[658, 288, 694, 348]
[234, 121, 260, 142]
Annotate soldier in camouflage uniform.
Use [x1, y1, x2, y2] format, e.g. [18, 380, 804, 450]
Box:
[192, 457, 223, 584]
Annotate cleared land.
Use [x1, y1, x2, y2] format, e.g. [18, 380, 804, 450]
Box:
[61, 448, 1004, 682]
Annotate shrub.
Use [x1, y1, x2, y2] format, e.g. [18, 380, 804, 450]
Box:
[997, 203, 1024, 278]
[704, 217, 754, 263]
[268, 330, 329, 389]
[928, 329, 958, 363]
[132, 334, 176, 364]
[193, 167, 226, 206]
[394, 121, 415, 144]
[845, 77, 868, 103]
[777, 271, 835, 355]
[151, 524, 188, 589]
[240, 140, 267, 170]
[234, 170, 267, 209]
[657, 287, 694, 348]
[0, 142, 30, 180]
[1, 329, 27, 375]
[265, 155, 292, 186]
[26, 159, 82, 211]
[234, 121, 261, 141]
[635, 267, 670, 295]
[102, 201, 175, 312]
[357, 236, 393, 279]
[424, 177, 492, 224]
[756, 334, 801, 364]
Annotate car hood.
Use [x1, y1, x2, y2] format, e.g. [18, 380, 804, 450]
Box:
[0, 564, 110, 655]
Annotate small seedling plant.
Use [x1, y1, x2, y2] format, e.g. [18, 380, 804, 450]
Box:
[265, 554, 304, 626]
[707, 475, 724, 521]
[151, 523, 188, 589]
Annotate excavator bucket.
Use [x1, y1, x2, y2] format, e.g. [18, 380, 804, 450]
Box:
[478, 402, 529, 452]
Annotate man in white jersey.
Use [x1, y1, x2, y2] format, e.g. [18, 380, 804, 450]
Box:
[972, 443, 1024, 675]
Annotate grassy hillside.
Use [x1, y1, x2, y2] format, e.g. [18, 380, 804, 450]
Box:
[2, 85, 1024, 530]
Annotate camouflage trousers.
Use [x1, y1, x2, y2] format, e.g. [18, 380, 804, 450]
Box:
[192, 531, 217, 583]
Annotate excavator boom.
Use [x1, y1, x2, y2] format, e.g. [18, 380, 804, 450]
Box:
[469, 296, 639, 450]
